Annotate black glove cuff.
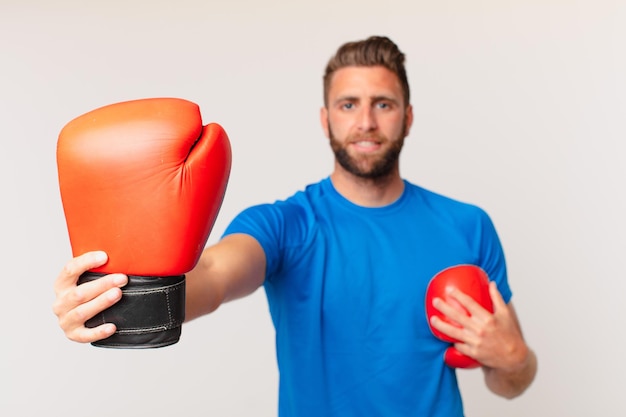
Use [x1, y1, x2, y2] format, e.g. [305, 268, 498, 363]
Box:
[78, 272, 185, 349]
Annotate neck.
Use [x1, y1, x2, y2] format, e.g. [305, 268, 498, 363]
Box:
[330, 166, 404, 208]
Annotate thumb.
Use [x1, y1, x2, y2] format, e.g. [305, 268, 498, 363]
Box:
[489, 281, 507, 313]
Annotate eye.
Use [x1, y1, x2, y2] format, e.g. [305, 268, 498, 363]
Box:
[341, 102, 354, 110]
[376, 102, 391, 110]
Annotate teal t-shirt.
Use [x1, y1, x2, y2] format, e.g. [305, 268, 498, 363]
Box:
[223, 178, 511, 417]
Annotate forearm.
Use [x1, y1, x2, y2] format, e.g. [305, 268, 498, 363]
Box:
[483, 346, 537, 399]
[184, 233, 266, 322]
[184, 254, 226, 321]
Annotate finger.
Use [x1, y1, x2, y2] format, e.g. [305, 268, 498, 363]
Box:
[432, 295, 474, 327]
[54, 251, 108, 295]
[74, 273, 128, 307]
[52, 273, 127, 321]
[429, 314, 466, 341]
[452, 342, 472, 357]
[489, 281, 508, 313]
[67, 322, 117, 344]
[448, 289, 491, 320]
[59, 285, 124, 342]
[430, 314, 484, 347]
[451, 342, 485, 363]
[433, 293, 490, 338]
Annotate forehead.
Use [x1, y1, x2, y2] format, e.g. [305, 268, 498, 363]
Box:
[327, 66, 403, 101]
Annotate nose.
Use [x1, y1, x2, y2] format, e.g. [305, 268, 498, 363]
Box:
[357, 107, 377, 132]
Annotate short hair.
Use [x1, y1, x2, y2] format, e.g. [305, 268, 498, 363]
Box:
[323, 36, 410, 107]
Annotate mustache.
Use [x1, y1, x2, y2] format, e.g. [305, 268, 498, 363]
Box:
[346, 132, 387, 143]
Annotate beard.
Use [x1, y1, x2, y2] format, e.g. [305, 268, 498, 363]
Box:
[329, 121, 406, 180]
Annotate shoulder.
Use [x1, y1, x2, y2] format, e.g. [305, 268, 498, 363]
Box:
[225, 179, 327, 237]
[403, 181, 501, 244]
[406, 181, 489, 219]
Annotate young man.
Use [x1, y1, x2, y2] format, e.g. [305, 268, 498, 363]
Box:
[53, 36, 537, 416]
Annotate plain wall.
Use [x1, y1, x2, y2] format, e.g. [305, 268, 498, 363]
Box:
[1, 0, 624, 416]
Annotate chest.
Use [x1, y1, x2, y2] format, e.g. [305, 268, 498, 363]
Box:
[311, 212, 476, 339]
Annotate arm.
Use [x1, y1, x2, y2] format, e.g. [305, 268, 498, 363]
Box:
[185, 233, 266, 321]
[429, 282, 537, 399]
[52, 233, 266, 343]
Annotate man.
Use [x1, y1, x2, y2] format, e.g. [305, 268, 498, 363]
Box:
[53, 36, 537, 416]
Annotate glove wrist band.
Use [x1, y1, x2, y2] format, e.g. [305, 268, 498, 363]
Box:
[78, 272, 186, 349]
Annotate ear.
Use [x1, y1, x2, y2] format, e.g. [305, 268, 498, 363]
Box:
[320, 106, 330, 139]
[404, 104, 414, 137]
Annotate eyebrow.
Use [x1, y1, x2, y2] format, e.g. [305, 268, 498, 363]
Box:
[371, 95, 399, 105]
[332, 94, 400, 106]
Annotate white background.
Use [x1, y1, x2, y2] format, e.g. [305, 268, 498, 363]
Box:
[1, 1, 625, 416]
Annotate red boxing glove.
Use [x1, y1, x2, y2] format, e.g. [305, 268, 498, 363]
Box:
[57, 97, 231, 348]
[425, 265, 494, 368]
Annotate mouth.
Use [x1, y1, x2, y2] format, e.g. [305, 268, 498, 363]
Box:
[351, 138, 382, 153]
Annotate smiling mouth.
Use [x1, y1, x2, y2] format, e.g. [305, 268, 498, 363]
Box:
[354, 139, 379, 146]
[351, 139, 383, 152]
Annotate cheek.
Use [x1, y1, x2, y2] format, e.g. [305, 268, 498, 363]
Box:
[389, 115, 408, 138]
[327, 116, 352, 139]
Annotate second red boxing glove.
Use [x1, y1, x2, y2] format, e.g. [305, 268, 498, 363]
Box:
[425, 265, 494, 368]
[57, 97, 231, 348]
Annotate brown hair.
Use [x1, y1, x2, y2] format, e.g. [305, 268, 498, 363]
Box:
[323, 36, 410, 107]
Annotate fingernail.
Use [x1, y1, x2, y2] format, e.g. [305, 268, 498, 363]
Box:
[94, 251, 107, 263]
[102, 323, 116, 335]
[106, 288, 122, 301]
[112, 274, 127, 286]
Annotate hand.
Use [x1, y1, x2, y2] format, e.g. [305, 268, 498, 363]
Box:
[52, 251, 128, 343]
[429, 281, 529, 372]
